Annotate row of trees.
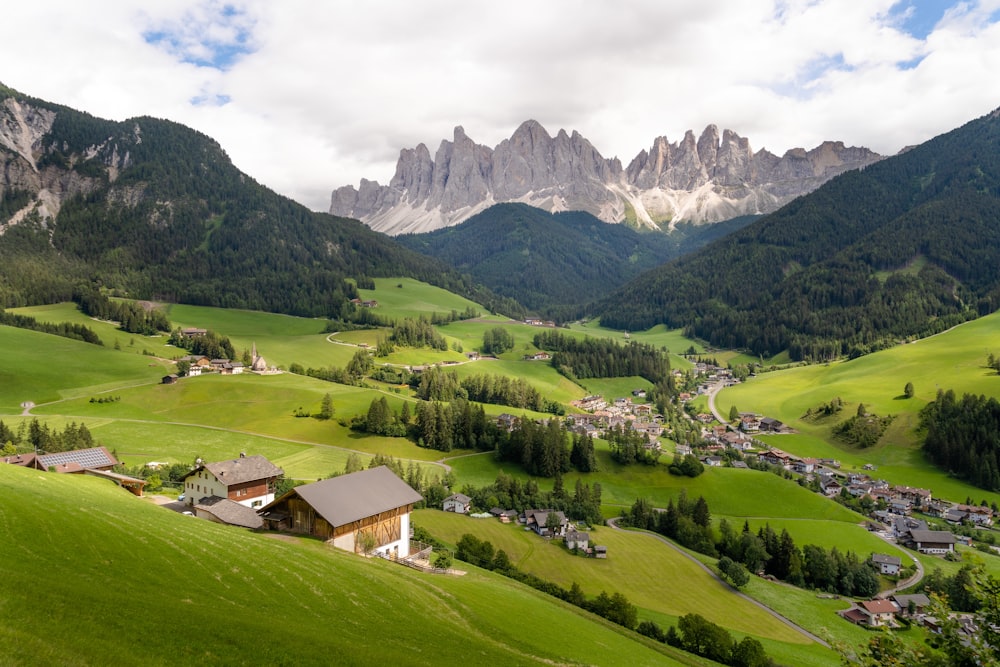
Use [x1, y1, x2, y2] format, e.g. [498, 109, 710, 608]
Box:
[451, 532, 770, 666]
[0, 307, 102, 345]
[622, 493, 881, 597]
[0, 419, 97, 455]
[413, 368, 562, 414]
[167, 328, 235, 361]
[532, 330, 673, 386]
[717, 520, 880, 597]
[74, 288, 170, 335]
[390, 316, 448, 350]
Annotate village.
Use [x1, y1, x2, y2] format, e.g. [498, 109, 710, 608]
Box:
[4, 350, 997, 648]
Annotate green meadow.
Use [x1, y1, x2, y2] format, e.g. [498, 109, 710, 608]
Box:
[412, 510, 822, 653]
[8, 284, 1000, 666]
[0, 465, 694, 666]
[357, 277, 486, 319]
[717, 310, 1000, 505]
[0, 325, 170, 413]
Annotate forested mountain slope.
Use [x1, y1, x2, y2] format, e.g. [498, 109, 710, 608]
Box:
[596, 107, 1000, 360]
[0, 84, 515, 317]
[397, 203, 755, 312]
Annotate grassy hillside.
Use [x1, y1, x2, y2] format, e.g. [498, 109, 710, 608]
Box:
[716, 310, 1000, 504]
[0, 464, 696, 666]
[0, 325, 170, 413]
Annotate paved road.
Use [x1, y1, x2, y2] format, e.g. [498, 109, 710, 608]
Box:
[705, 380, 728, 423]
[607, 517, 832, 648]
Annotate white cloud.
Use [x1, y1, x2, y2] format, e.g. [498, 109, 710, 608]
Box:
[2, 0, 999, 211]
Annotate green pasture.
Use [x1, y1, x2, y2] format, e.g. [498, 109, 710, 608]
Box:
[357, 277, 486, 320]
[447, 448, 864, 524]
[412, 509, 816, 648]
[577, 376, 653, 402]
[0, 325, 171, 414]
[717, 311, 1000, 505]
[31, 373, 455, 463]
[445, 357, 586, 406]
[0, 465, 691, 667]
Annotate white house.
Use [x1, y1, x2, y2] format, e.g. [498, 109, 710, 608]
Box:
[182, 454, 283, 509]
[443, 493, 472, 514]
[872, 553, 902, 575]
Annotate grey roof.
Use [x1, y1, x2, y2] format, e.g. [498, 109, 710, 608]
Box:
[872, 553, 902, 566]
[908, 529, 957, 544]
[190, 455, 283, 486]
[284, 466, 422, 527]
[37, 447, 118, 470]
[892, 593, 931, 608]
[194, 496, 263, 529]
[445, 493, 471, 504]
[565, 531, 590, 541]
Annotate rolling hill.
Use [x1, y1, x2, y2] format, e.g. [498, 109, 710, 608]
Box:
[0, 464, 693, 665]
[596, 107, 1000, 360]
[396, 203, 756, 312]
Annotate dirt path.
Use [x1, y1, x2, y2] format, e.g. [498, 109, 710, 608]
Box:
[607, 518, 831, 648]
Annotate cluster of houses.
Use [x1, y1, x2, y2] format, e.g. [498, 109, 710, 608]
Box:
[164, 343, 274, 384]
[562, 395, 661, 447]
[842, 587, 979, 641]
[442, 493, 607, 558]
[349, 298, 378, 308]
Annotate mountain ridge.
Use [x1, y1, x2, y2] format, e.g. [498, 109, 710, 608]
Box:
[594, 105, 1000, 360]
[330, 120, 883, 235]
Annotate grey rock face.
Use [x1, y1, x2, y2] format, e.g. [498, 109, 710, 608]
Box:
[331, 120, 884, 235]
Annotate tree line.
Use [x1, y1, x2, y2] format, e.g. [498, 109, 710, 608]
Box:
[533, 330, 673, 386]
[621, 492, 880, 597]
[921, 389, 1000, 491]
[73, 288, 170, 335]
[0, 308, 102, 345]
[0, 419, 97, 455]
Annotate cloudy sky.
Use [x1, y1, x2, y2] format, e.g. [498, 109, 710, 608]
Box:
[3, 1, 999, 211]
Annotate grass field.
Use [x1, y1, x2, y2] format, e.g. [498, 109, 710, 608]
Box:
[412, 510, 822, 650]
[0, 464, 697, 666]
[357, 277, 486, 319]
[716, 310, 1000, 506]
[0, 325, 171, 414]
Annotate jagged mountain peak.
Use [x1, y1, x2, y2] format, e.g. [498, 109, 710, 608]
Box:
[331, 120, 883, 235]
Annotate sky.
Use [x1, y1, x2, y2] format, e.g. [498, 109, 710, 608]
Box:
[2, 1, 1000, 212]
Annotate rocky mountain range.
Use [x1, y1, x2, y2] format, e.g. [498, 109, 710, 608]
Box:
[330, 120, 884, 235]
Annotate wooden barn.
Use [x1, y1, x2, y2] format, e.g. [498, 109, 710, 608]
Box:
[259, 466, 423, 558]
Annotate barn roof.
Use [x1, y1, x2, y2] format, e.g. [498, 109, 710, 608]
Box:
[36, 447, 118, 471]
[283, 466, 422, 528]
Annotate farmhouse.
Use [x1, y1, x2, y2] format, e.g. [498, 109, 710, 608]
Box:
[524, 509, 569, 537]
[903, 529, 957, 555]
[258, 466, 422, 558]
[182, 454, 283, 509]
[443, 493, 472, 514]
[871, 553, 902, 575]
[892, 593, 931, 617]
